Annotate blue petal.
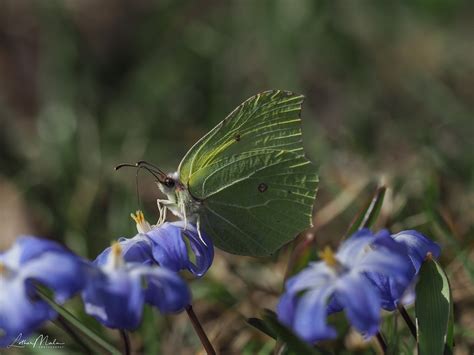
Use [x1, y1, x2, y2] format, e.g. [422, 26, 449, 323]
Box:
[336, 229, 376, 267]
[82, 268, 144, 330]
[0, 236, 68, 269]
[146, 222, 213, 277]
[392, 230, 441, 272]
[326, 294, 344, 315]
[21, 253, 88, 303]
[139, 267, 190, 313]
[146, 223, 189, 272]
[355, 238, 414, 284]
[177, 223, 214, 277]
[373, 229, 391, 239]
[399, 279, 417, 306]
[358, 231, 437, 311]
[371, 231, 409, 256]
[335, 273, 381, 336]
[292, 288, 337, 343]
[364, 272, 405, 311]
[277, 292, 297, 327]
[95, 235, 153, 266]
[365, 274, 417, 311]
[0, 277, 55, 347]
[285, 262, 334, 295]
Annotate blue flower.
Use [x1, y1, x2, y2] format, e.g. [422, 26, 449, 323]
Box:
[0, 236, 87, 347]
[277, 229, 413, 343]
[82, 242, 190, 330]
[97, 211, 214, 277]
[146, 221, 214, 277]
[365, 230, 441, 311]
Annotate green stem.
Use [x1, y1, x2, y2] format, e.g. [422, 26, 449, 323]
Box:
[119, 330, 131, 355]
[376, 331, 387, 354]
[398, 305, 417, 340]
[36, 287, 121, 354]
[185, 305, 216, 355]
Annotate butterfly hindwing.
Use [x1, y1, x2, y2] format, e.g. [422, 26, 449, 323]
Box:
[178, 90, 318, 256]
[200, 154, 317, 255]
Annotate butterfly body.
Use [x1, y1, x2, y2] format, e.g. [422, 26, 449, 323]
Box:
[157, 174, 202, 224]
[157, 90, 318, 257]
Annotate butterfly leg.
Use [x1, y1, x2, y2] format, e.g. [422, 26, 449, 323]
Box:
[183, 205, 188, 230]
[156, 200, 168, 226]
[157, 198, 181, 219]
[161, 206, 168, 225]
[176, 198, 189, 229]
[196, 215, 208, 247]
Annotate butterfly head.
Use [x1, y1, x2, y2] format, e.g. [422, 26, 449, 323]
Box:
[115, 160, 183, 196]
[157, 171, 182, 197]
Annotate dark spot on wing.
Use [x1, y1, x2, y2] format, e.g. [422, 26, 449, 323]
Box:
[234, 133, 241, 142]
[258, 183, 268, 193]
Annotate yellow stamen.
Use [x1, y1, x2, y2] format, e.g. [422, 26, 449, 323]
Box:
[130, 210, 152, 234]
[111, 242, 122, 257]
[130, 210, 145, 225]
[0, 262, 6, 275]
[318, 246, 338, 268]
[107, 241, 124, 269]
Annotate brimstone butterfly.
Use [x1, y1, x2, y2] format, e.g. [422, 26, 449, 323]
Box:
[122, 90, 318, 256]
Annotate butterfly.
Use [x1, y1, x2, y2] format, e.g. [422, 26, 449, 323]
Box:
[119, 90, 318, 256]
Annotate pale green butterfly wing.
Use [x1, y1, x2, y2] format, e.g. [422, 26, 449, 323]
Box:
[179, 90, 307, 179]
[178, 90, 318, 256]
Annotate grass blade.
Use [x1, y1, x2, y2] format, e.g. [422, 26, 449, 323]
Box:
[345, 185, 386, 237]
[36, 287, 121, 354]
[247, 317, 277, 340]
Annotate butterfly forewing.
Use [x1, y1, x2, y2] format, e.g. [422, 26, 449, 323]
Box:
[178, 90, 318, 256]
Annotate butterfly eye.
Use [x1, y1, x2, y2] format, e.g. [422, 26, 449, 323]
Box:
[164, 177, 175, 188]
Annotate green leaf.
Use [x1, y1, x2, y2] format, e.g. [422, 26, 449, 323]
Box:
[36, 287, 122, 355]
[247, 317, 277, 340]
[415, 256, 453, 355]
[445, 299, 454, 355]
[345, 185, 386, 237]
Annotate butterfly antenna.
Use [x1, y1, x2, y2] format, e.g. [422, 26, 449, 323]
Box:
[116, 162, 165, 182]
[135, 167, 141, 208]
[136, 160, 167, 177]
[114, 163, 142, 209]
[115, 163, 137, 170]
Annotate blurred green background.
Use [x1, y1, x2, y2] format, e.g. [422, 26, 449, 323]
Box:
[1, 0, 473, 354]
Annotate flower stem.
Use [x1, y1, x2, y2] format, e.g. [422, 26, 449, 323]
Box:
[56, 315, 93, 354]
[398, 305, 417, 340]
[185, 305, 216, 355]
[376, 331, 387, 354]
[119, 330, 131, 355]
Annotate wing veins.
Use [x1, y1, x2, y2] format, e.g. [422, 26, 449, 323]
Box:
[198, 152, 304, 198]
[204, 204, 270, 254]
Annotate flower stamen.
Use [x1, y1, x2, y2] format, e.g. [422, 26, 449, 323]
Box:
[131, 210, 152, 234]
[109, 242, 124, 269]
[318, 246, 339, 268]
